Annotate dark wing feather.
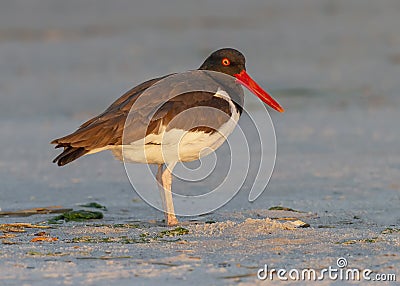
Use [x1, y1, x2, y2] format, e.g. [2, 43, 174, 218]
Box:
[121, 70, 243, 144]
[51, 75, 170, 165]
[52, 147, 88, 166]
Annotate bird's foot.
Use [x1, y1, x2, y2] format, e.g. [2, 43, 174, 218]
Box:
[165, 213, 179, 226]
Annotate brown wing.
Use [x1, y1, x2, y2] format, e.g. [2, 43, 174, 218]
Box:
[51, 75, 170, 166]
[120, 70, 243, 145]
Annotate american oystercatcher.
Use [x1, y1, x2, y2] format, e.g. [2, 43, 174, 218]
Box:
[51, 48, 284, 226]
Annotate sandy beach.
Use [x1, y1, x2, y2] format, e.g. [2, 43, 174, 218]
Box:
[0, 1, 399, 285]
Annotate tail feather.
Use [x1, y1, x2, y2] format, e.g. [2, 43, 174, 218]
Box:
[52, 146, 88, 166]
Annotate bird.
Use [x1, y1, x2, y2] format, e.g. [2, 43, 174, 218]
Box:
[51, 48, 284, 226]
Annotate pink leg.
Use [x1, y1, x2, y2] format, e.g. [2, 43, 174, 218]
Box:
[157, 163, 178, 226]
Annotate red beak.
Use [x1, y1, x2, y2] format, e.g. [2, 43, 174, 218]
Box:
[234, 70, 284, 113]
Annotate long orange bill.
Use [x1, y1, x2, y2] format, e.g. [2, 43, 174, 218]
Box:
[235, 70, 284, 113]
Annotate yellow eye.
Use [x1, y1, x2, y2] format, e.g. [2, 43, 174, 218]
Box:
[222, 58, 230, 66]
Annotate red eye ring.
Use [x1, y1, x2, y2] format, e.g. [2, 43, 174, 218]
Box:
[222, 58, 230, 66]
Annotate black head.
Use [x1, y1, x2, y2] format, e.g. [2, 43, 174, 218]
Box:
[198, 48, 284, 113]
[198, 48, 246, 76]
